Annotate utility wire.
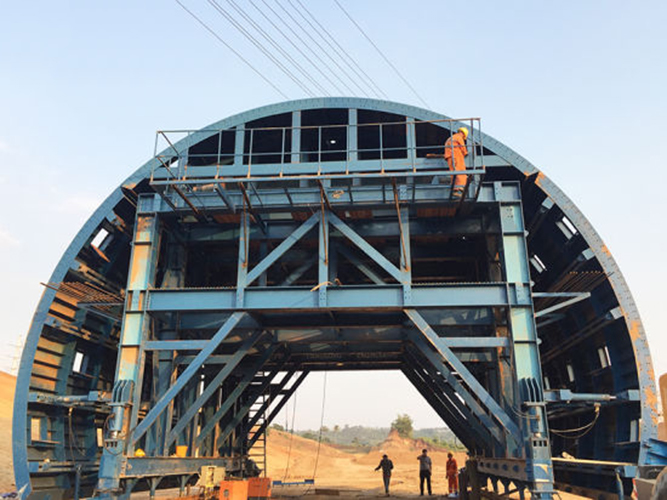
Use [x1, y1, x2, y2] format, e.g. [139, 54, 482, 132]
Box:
[285, 0, 371, 97]
[291, 0, 388, 99]
[333, 0, 431, 108]
[223, 0, 330, 96]
[258, 0, 350, 96]
[273, 0, 362, 97]
[249, 0, 343, 96]
[282, 389, 298, 482]
[311, 371, 328, 480]
[174, 0, 289, 99]
[207, 0, 316, 97]
[550, 404, 601, 440]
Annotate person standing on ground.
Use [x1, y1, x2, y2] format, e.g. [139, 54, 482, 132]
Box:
[417, 449, 433, 496]
[446, 452, 459, 496]
[374, 454, 394, 496]
[444, 126, 469, 199]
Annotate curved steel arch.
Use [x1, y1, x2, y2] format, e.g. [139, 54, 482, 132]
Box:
[14, 97, 658, 497]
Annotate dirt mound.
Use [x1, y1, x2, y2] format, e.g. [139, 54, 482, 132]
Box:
[0, 372, 16, 492]
[372, 428, 436, 454]
[265, 429, 466, 494]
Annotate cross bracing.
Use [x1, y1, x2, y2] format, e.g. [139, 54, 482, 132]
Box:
[13, 98, 662, 500]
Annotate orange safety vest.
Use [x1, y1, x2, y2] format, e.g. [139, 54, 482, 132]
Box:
[446, 458, 458, 478]
[444, 132, 468, 167]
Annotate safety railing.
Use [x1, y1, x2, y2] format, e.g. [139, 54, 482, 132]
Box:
[150, 117, 484, 183]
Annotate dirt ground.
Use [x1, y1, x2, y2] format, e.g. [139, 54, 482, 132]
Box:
[0, 373, 585, 498]
[266, 428, 468, 496]
[266, 430, 588, 499]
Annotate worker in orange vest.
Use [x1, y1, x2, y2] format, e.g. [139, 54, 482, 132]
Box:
[444, 126, 469, 199]
[446, 452, 458, 496]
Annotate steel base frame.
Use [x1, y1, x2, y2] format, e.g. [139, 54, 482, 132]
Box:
[89, 179, 560, 499]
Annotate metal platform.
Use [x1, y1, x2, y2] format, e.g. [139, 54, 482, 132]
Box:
[13, 98, 664, 500]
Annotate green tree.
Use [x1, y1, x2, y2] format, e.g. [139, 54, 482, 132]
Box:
[320, 425, 330, 433]
[391, 414, 414, 438]
[333, 424, 340, 432]
[271, 423, 285, 432]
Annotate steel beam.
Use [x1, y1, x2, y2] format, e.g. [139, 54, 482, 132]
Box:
[328, 211, 402, 282]
[406, 310, 521, 442]
[245, 213, 319, 286]
[400, 364, 478, 452]
[147, 283, 526, 312]
[404, 341, 506, 447]
[164, 332, 270, 448]
[247, 371, 309, 448]
[191, 347, 283, 449]
[97, 211, 161, 494]
[129, 312, 252, 445]
[402, 352, 496, 452]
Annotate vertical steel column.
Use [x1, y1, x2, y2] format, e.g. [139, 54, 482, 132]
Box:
[237, 211, 250, 307]
[496, 182, 554, 497]
[398, 191, 412, 305]
[97, 202, 161, 494]
[319, 211, 329, 307]
[291, 111, 301, 164]
[234, 125, 244, 167]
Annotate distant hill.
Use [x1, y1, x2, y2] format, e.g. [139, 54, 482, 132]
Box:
[284, 424, 463, 449]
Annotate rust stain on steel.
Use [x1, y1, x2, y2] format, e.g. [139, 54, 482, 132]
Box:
[91, 244, 111, 263]
[534, 172, 546, 186]
[599, 244, 612, 257]
[628, 319, 641, 343]
[660, 374, 667, 418]
[644, 385, 659, 423]
[136, 217, 152, 236]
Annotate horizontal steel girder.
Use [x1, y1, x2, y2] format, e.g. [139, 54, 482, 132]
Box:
[120, 457, 234, 478]
[150, 155, 506, 182]
[147, 283, 531, 312]
[140, 181, 521, 214]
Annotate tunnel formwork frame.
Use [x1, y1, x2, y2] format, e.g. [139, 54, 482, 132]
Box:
[14, 98, 664, 500]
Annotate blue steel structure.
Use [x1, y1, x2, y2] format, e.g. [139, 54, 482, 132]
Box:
[13, 98, 665, 499]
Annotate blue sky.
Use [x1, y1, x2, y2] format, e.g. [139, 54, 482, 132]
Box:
[1, 1, 665, 429]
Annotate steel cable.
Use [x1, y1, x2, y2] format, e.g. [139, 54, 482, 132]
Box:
[272, 0, 360, 96]
[223, 0, 331, 96]
[175, 0, 289, 99]
[333, 0, 431, 108]
[284, 0, 371, 97]
[311, 371, 328, 480]
[206, 0, 316, 97]
[282, 390, 298, 482]
[291, 0, 388, 99]
[549, 404, 601, 440]
[249, 0, 344, 96]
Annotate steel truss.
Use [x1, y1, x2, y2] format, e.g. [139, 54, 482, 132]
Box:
[89, 176, 567, 499]
[15, 99, 660, 500]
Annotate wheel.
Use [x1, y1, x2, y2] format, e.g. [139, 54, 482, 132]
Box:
[652, 467, 667, 500]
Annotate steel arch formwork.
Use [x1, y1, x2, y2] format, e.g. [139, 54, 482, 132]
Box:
[13, 98, 662, 499]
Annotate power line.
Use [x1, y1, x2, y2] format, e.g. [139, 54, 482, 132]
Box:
[223, 0, 331, 96]
[291, 0, 388, 100]
[248, 0, 344, 96]
[258, 0, 351, 96]
[273, 0, 366, 97]
[206, 0, 316, 97]
[333, 0, 431, 108]
[284, 0, 371, 98]
[174, 0, 289, 99]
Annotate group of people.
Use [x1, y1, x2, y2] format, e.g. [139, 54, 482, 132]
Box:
[374, 449, 459, 497]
